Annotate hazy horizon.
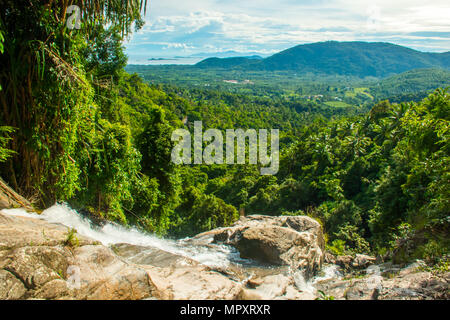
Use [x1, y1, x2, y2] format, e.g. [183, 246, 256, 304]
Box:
[126, 40, 450, 66]
[125, 0, 450, 64]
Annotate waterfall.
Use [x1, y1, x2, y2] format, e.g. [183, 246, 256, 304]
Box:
[1, 203, 242, 269]
[2, 203, 342, 297]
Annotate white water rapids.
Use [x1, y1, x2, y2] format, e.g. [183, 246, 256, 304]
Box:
[1, 203, 341, 294]
[1, 203, 243, 268]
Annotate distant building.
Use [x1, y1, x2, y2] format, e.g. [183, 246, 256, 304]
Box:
[223, 80, 239, 84]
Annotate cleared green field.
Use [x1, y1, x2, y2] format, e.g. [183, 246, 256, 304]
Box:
[345, 87, 374, 100]
[324, 101, 355, 108]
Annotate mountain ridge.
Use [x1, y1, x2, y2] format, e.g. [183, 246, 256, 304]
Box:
[196, 41, 450, 77]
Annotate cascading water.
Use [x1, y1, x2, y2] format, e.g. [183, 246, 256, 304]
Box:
[1, 203, 243, 269]
[1, 203, 342, 295]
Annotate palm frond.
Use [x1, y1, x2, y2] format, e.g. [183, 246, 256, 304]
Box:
[69, 0, 149, 36]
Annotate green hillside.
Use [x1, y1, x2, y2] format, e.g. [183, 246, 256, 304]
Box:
[195, 41, 450, 77]
[371, 68, 450, 97]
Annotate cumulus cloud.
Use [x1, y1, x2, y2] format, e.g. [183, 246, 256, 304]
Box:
[125, 0, 450, 62]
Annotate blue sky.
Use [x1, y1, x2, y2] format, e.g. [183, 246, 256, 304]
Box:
[125, 0, 450, 63]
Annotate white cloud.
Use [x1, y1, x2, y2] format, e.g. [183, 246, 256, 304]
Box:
[125, 0, 450, 60]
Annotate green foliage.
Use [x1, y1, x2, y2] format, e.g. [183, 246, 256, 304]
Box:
[172, 186, 239, 236]
[64, 228, 79, 247]
[0, 0, 146, 201]
[0, 126, 15, 162]
[327, 239, 347, 256]
[371, 69, 450, 99]
[82, 25, 128, 83]
[416, 240, 447, 264]
[133, 108, 182, 233]
[126, 65, 450, 112]
[334, 224, 370, 254]
[216, 89, 448, 259]
[315, 290, 335, 300]
[73, 120, 142, 224]
[419, 256, 450, 274]
[0, 30, 4, 54]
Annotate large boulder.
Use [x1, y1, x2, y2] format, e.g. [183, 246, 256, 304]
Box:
[195, 215, 325, 278]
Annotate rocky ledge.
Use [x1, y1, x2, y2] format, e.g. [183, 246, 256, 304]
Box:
[0, 211, 324, 300]
[0, 210, 448, 300]
[0, 211, 244, 300]
[315, 261, 449, 300]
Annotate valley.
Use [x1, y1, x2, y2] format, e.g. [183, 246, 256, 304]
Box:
[0, 1, 448, 302]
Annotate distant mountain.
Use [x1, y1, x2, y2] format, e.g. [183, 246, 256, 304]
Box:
[196, 56, 262, 69]
[190, 50, 268, 58]
[195, 41, 450, 78]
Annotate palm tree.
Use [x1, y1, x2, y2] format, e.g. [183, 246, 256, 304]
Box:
[344, 126, 371, 158]
[373, 119, 390, 145]
[387, 102, 408, 142]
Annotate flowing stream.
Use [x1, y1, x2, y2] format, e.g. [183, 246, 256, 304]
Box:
[2, 203, 341, 294]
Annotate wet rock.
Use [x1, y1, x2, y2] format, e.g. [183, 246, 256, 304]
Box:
[333, 254, 376, 272]
[344, 279, 382, 300]
[235, 227, 322, 276]
[315, 275, 382, 301]
[2, 207, 447, 301]
[334, 255, 353, 271]
[1, 246, 70, 290]
[352, 254, 377, 269]
[324, 252, 337, 264]
[110, 243, 197, 268]
[105, 244, 247, 299]
[197, 215, 325, 278]
[247, 277, 264, 288]
[70, 245, 157, 300]
[315, 263, 449, 300]
[34, 279, 71, 300]
[314, 278, 350, 300]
